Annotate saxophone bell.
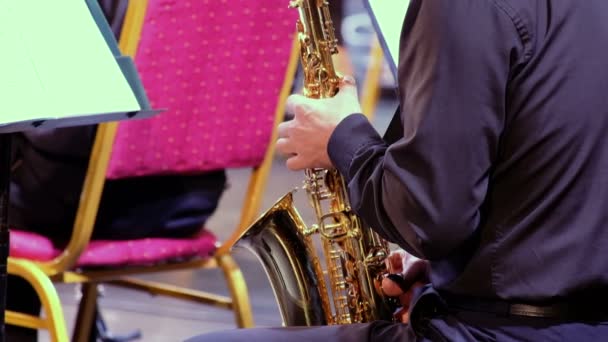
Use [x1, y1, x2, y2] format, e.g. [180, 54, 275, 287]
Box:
[234, 192, 331, 326]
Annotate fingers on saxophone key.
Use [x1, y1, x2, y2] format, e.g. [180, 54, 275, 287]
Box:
[276, 134, 298, 159]
[277, 121, 290, 139]
[381, 274, 407, 297]
[286, 155, 306, 171]
[385, 251, 404, 274]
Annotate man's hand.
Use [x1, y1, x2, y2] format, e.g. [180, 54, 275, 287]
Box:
[382, 250, 429, 323]
[276, 76, 362, 170]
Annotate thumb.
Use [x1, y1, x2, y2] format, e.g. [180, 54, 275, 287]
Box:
[381, 276, 405, 297]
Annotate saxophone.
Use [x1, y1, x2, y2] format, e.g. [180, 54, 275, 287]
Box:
[234, 0, 394, 326]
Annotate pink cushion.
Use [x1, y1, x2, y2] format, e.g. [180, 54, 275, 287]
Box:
[76, 231, 217, 267]
[9, 229, 217, 267]
[9, 230, 61, 262]
[106, 0, 297, 179]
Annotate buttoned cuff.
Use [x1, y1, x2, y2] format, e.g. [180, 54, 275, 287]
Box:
[327, 113, 384, 182]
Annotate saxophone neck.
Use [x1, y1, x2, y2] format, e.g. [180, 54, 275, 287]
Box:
[291, 0, 342, 99]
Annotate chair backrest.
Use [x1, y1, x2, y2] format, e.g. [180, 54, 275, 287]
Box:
[106, 0, 298, 179]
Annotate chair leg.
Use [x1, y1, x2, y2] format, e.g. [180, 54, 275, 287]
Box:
[72, 283, 142, 342]
[215, 253, 254, 328]
[7, 258, 69, 342]
[73, 283, 98, 342]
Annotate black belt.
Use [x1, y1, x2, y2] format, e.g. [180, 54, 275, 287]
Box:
[439, 292, 608, 321]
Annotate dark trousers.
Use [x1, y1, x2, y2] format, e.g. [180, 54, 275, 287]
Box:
[185, 322, 418, 342]
[186, 286, 608, 342]
[185, 315, 608, 342]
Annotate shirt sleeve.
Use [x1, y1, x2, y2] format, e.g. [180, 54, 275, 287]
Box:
[327, 0, 526, 260]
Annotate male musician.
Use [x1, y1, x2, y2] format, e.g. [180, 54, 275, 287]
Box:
[188, 0, 608, 341]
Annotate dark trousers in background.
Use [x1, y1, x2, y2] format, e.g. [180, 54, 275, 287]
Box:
[6, 277, 39, 341]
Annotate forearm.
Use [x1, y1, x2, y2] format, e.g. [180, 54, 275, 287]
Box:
[328, 114, 428, 257]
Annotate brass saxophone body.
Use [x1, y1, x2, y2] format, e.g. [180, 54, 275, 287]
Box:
[234, 0, 394, 326]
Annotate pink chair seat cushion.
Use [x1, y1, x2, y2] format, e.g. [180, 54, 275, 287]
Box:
[9, 229, 217, 267]
[9, 230, 61, 262]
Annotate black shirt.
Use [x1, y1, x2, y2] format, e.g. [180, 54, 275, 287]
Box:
[328, 0, 608, 302]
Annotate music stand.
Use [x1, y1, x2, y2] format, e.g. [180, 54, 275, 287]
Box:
[0, 0, 157, 340]
[363, 0, 411, 82]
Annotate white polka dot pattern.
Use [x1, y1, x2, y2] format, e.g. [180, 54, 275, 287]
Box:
[107, 0, 297, 179]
